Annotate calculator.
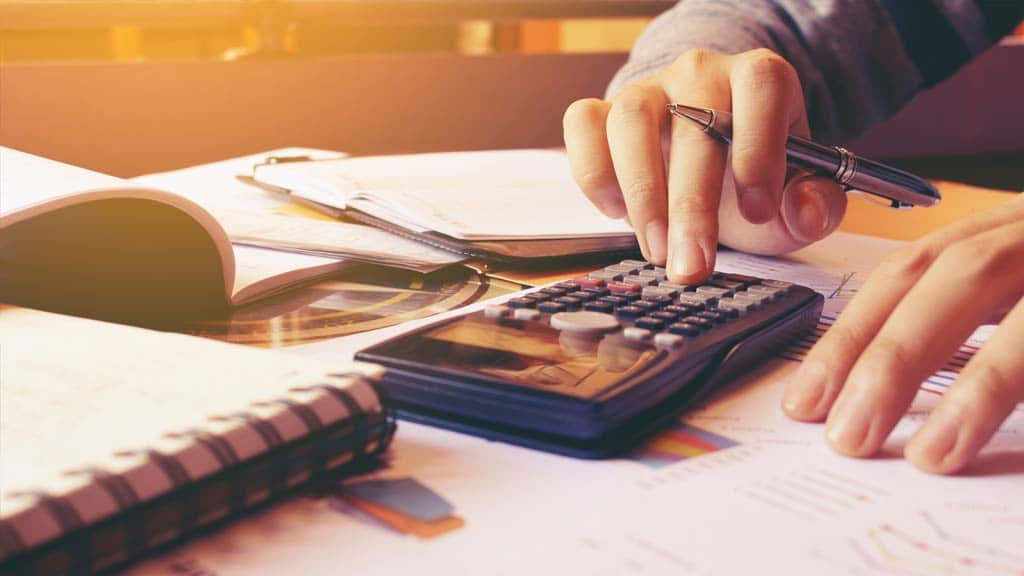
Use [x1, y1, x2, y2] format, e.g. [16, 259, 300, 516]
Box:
[356, 260, 823, 458]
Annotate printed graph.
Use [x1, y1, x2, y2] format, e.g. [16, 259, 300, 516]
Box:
[849, 511, 1024, 576]
[738, 467, 885, 522]
[628, 423, 740, 468]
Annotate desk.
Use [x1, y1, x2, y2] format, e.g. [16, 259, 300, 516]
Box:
[118, 157, 1024, 575]
[839, 180, 1020, 240]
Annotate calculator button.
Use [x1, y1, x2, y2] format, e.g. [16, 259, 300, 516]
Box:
[708, 279, 745, 291]
[583, 287, 611, 298]
[682, 316, 713, 329]
[668, 322, 701, 337]
[649, 310, 679, 322]
[623, 327, 653, 343]
[642, 286, 678, 300]
[555, 281, 580, 291]
[696, 285, 733, 298]
[538, 301, 566, 314]
[638, 269, 667, 282]
[677, 293, 716, 308]
[713, 306, 740, 319]
[567, 291, 597, 302]
[654, 333, 686, 349]
[604, 264, 639, 274]
[616, 305, 645, 319]
[540, 286, 570, 297]
[507, 297, 538, 309]
[641, 295, 673, 309]
[634, 317, 665, 331]
[584, 301, 615, 314]
[620, 259, 652, 269]
[734, 292, 770, 306]
[698, 310, 727, 323]
[761, 279, 793, 289]
[631, 300, 660, 313]
[550, 311, 620, 334]
[599, 295, 629, 307]
[588, 271, 623, 282]
[658, 282, 694, 292]
[553, 296, 583, 310]
[513, 308, 541, 322]
[747, 285, 787, 299]
[574, 277, 606, 290]
[485, 304, 510, 319]
[623, 276, 657, 287]
[717, 298, 755, 315]
[607, 282, 642, 295]
[664, 304, 698, 316]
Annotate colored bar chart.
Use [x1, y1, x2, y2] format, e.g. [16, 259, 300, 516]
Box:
[341, 477, 465, 539]
[629, 423, 739, 468]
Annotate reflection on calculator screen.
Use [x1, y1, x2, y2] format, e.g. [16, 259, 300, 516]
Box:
[381, 315, 660, 398]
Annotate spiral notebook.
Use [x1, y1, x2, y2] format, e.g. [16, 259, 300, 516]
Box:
[0, 306, 396, 575]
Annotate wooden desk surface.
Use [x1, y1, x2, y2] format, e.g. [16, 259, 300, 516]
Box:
[838, 180, 1019, 240]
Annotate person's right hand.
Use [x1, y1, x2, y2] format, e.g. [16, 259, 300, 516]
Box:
[563, 48, 848, 283]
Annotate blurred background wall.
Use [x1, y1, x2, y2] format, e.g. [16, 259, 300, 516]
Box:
[1, 1, 1021, 187]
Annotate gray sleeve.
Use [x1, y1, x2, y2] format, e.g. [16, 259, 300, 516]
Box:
[607, 0, 1021, 144]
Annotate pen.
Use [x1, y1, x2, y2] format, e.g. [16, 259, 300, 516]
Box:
[667, 104, 941, 209]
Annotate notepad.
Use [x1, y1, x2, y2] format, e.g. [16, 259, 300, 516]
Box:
[0, 305, 395, 574]
[251, 149, 639, 260]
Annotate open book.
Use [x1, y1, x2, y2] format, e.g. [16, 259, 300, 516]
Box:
[0, 148, 462, 326]
[0, 306, 394, 574]
[251, 149, 640, 260]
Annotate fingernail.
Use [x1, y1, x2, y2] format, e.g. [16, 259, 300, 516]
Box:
[785, 177, 831, 240]
[644, 219, 668, 264]
[738, 187, 774, 223]
[826, 396, 873, 456]
[907, 409, 962, 473]
[669, 238, 707, 280]
[783, 359, 827, 417]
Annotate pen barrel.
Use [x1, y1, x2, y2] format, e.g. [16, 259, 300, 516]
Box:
[844, 156, 941, 207]
[783, 136, 940, 207]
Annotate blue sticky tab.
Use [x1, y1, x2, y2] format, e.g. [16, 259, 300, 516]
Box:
[345, 478, 454, 522]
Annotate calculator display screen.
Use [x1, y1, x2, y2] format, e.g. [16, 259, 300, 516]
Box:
[375, 315, 660, 398]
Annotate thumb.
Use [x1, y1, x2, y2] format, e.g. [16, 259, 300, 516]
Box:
[781, 172, 847, 243]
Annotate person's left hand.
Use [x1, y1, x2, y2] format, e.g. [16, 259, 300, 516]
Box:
[782, 194, 1024, 474]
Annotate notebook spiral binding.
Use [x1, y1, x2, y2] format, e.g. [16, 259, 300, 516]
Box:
[0, 373, 396, 576]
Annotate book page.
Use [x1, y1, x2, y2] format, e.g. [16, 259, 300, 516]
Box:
[134, 150, 467, 274]
[230, 245, 351, 305]
[217, 208, 466, 275]
[0, 147, 124, 215]
[252, 150, 635, 241]
[1, 148, 238, 316]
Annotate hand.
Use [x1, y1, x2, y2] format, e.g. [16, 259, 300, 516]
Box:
[783, 195, 1024, 474]
[563, 48, 847, 283]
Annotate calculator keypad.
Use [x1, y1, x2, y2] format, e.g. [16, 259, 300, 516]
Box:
[502, 261, 802, 348]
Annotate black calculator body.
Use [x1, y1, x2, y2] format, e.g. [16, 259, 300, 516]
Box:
[357, 260, 823, 458]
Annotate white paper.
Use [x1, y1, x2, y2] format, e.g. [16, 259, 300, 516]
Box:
[252, 149, 636, 240]
[135, 149, 466, 271]
[129, 231, 1021, 576]
[218, 208, 465, 273]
